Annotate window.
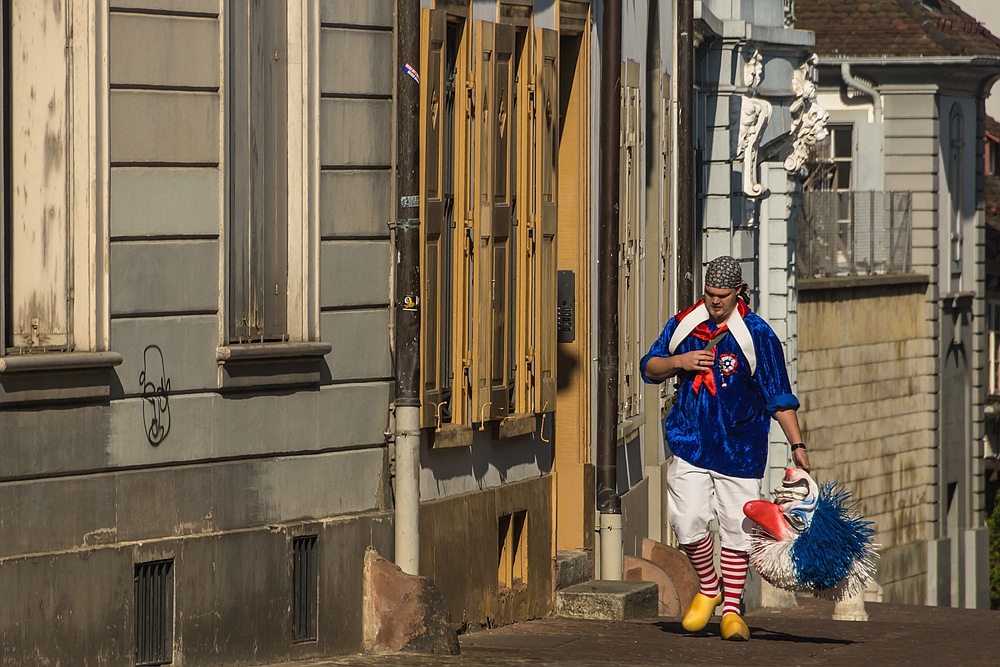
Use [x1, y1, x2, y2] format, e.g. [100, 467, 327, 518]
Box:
[229, 0, 289, 343]
[948, 103, 965, 282]
[420, 12, 558, 437]
[498, 510, 528, 589]
[3, 1, 109, 355]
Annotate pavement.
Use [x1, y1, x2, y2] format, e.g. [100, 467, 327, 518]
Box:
[281, 597, 999, 667]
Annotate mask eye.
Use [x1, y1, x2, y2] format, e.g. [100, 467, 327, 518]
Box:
[785, 509, 808, 532]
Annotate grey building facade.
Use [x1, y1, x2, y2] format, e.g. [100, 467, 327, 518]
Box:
[1, 1, 395, 663]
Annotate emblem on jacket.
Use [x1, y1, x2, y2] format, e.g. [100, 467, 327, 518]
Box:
[719, 352, 739, 375]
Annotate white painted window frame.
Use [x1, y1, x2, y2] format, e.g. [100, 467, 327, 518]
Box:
[3, 0, 110, 355]
[286, 0, 322, 343]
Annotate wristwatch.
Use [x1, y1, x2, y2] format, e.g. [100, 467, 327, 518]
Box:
[790, 443, 806, 451]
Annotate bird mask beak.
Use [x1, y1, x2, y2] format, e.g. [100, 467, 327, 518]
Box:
[743, 499, 796, 541]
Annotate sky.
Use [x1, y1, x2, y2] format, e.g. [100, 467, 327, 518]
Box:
[956, 0, 1000, 119]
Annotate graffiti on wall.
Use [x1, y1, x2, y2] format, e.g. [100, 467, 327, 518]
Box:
[140, 345, 171, 445]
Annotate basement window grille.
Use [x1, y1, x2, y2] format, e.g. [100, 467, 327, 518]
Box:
[292, 535, 318, 643]
[134, 559, 174, 666]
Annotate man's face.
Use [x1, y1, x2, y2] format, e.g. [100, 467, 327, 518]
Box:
[704, 285, 739, 322]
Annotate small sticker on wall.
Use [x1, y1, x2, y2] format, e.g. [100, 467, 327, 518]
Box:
[400, 195, 419, 209]
[403, 63, 420, 84]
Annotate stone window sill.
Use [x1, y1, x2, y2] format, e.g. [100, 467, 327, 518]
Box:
[0, 351, 123, 404]
[216, 342, 332, 390]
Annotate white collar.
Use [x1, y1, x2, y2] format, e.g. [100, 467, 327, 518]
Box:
[668, 303, 757, 375]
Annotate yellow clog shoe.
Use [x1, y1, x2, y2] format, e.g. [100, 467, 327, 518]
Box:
[681, 592, 723, 633]
[720, 613, 750, 641]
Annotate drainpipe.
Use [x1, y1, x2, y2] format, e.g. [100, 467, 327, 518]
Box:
[676, 0, 695, 308]
[841, 63, 881, 123]
[394, 0, 421, 576]
[597, 0, 623, 581]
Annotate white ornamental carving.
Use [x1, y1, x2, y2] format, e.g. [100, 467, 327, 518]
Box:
[736, 48, 771, 198]
[784, 54, 829, 177]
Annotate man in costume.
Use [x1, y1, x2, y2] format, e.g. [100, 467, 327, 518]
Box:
[640, 255, 810, 641]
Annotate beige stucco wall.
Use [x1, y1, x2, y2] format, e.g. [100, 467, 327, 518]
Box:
[798, 278, 934, 603]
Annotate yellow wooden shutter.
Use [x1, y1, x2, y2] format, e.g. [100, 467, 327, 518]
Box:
[471, 21, 496, 424]
[420, 9, 447, 427]
[533, 28, 559, 414]
[488, 23, 516, 420]
[451, 19, 474, 428]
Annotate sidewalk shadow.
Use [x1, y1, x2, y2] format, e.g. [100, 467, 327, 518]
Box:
[654, 621, 854, 646]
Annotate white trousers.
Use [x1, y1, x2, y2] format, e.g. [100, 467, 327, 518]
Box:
[666, 456, 761, 552]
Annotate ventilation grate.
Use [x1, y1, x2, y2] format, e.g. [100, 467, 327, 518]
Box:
[292, 535, 318, 643]
[134, 559, 174, 666]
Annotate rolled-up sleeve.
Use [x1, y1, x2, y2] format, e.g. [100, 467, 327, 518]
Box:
[640, 318, 679, 384]
[754, 326, 799, 416]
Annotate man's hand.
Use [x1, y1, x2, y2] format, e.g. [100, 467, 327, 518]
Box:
[792, 447, 810, 474]
[642, 349, 716, 382]
[675, 349, 715, 372]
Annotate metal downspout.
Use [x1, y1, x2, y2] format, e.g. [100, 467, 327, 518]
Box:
[394, 0, 421, 575]
[676, 0, 695, 309]
[841, 63, 882, 123]
[597, 0, 623, 580]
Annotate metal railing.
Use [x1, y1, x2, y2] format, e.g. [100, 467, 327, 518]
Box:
[798, 190, 912, 278]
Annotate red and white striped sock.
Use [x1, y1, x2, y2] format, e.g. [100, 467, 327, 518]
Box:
[720, 548, 749, 616]
[681, 535, 720, 598]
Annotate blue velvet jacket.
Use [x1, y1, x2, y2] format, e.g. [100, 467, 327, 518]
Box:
[640, 305, 798, 479]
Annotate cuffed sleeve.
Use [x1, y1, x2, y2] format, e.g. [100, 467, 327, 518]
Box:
[640, 318, 679, 384]
[764, 392, 800, 416]
[751, 319, 797, 416]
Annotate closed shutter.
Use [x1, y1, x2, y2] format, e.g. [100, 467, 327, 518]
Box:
[471, 21, 495, 424]
[9, 0, 72, 350]
[489, 23, 516, 420]
[420, 9, 447, 427]
[533, 28, 558, 414]
[230, 0, 288, 343]
[619, 61, 642, 422]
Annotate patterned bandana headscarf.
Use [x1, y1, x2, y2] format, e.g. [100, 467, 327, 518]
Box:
[704, 255, 744, 290]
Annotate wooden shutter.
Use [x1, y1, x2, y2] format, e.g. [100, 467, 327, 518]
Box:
[488, 23, 516, 420]
[471, 21, 495, 424]
[420, 9, 447, 427]
[619, 61, 642, 422]
[533, 28, 559, 413]
[230, 0, 288, 343]
[451, 19, 474, 428]
[8, 0, 72, 350]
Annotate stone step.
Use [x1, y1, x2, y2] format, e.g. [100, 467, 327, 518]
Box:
[554, 549, 593, 591]
[554, 580, 659, 621]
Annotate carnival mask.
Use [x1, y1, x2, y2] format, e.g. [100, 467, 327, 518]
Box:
[743, 469, 877, 600]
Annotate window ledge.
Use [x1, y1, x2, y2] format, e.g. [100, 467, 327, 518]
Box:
[0, 351, 123, 373]
[217, 342, 332, 362]
[217, 342, 332, 390]
[0, 351, 124, 404]
[798, 273, 929, 291]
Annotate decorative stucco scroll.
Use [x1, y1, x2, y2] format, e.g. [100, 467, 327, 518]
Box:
[783, 0, 796, 29]
[784, 54, 829, 177]
[735, 48, 771, 198]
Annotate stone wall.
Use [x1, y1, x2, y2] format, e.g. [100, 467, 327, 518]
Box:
[798, 276, 934, 603]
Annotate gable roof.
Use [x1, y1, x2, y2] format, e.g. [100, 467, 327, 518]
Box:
[795, 0, 1000, 58]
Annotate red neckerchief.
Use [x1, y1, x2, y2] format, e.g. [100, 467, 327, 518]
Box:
[673, 299, 750, 396]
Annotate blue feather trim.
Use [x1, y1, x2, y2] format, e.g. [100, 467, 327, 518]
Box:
[790, 482, 877, 593]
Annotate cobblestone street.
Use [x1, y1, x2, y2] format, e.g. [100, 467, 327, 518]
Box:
[282, 598, 997, 667]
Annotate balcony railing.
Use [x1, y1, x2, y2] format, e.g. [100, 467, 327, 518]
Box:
[798, 190, 912, 278]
